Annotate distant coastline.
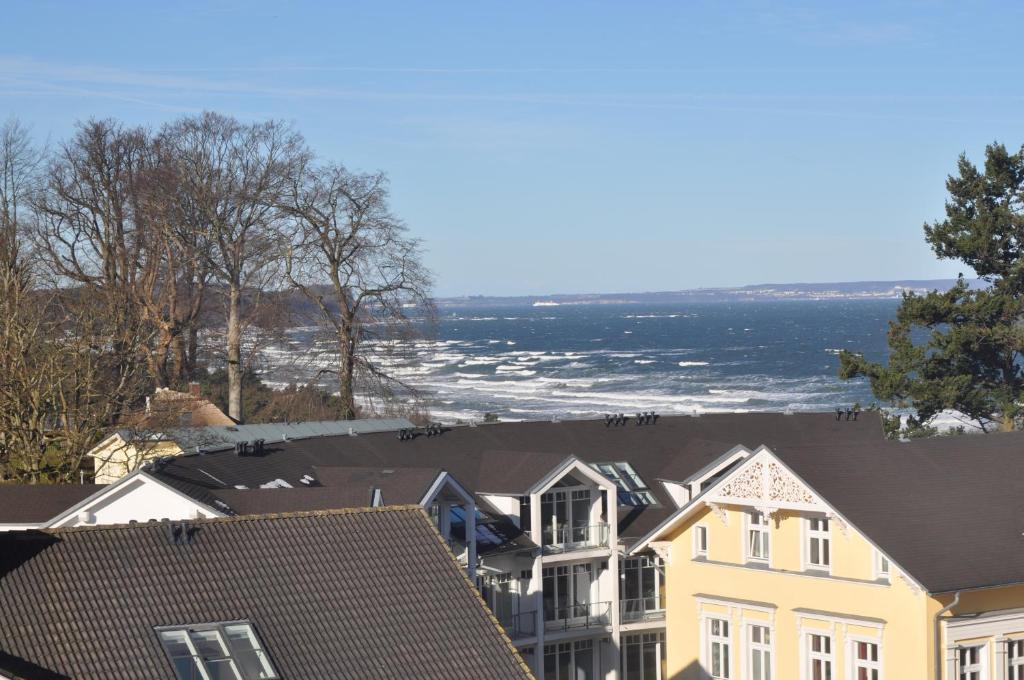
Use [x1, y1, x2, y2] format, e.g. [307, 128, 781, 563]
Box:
[437, 279, 981, 308]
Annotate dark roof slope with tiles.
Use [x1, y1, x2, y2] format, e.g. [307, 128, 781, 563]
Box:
[210, 467, 442, 515]
[776, 431, 1024, 593]
[0, 485, 104, 524]
[150, 412, 884, 540]
[0, 507, 533, 680]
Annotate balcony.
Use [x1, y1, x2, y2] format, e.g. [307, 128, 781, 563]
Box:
[544, 601, 612, 632]
[499, 610, 537, 640]
[620, 597, 665, 624]
[541, 523, 609, 555]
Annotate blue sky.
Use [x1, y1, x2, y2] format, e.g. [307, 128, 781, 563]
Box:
[3, 1, 1022, 296]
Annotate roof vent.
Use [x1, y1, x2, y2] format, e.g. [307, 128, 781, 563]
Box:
[348, 427, 357, 437]
[253, 439, 265, 455]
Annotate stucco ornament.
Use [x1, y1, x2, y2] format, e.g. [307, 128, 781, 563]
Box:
[713, 455, 817, 508]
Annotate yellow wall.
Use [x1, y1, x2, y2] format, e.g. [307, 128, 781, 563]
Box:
[90, 436, 182, 484]
[934, 584, 1024, 679]
[663, 503, 934, 679]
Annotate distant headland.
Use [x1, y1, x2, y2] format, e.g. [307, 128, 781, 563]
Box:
[437, 279, 982, 308]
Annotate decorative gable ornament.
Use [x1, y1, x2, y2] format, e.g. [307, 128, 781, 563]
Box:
[704, 453, 823, 513]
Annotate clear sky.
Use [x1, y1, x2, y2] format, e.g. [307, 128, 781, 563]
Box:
[2, 1, 1022, 297]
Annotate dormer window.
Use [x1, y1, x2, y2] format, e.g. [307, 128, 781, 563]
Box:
[592, 462, 657, 505]
[156, 622, 279, 680]
[746, 511, 770, 562]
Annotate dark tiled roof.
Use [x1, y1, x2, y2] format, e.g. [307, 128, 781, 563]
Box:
[776, 431, 1024, 593]
[209, 467, 442, 514]
[150, 412, 883, 541]
[0, 485, 104, 524]
[0, 508, 533, 680]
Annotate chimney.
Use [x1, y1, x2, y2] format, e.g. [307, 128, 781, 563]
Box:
[189, 382, 201, 398]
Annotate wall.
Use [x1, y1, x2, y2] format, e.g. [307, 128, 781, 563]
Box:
[49, 475, 218, 528]
[90, 436, 182, 484]
[663, 503, 931, 680]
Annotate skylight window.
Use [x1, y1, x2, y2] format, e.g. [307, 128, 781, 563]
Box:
[591, 462, 658, 506]
[157, 622, 279, 680]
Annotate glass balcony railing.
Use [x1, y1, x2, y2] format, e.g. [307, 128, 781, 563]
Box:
[619, 596, 666, 623]
[500, 610, 537, 639]
[543, 601, 612, 631]
[541, 523, 610, 554]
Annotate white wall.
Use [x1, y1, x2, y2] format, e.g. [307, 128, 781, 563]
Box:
[49, 475, 218, 528]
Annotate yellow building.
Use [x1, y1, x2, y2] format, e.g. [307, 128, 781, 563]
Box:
[633, 431, 1024, 680]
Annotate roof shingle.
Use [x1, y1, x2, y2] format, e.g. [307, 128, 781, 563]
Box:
[0, 507, 533, 680]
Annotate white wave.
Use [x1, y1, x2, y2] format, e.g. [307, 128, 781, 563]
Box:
[634, 359, 656, 364]
[678, 361, 710, 367]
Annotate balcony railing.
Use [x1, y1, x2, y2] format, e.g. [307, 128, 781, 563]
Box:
[541, 523, 609, 554]
[544, 601, 612, 632]
[500, 610, 537, 639]
[620, 596, 666, 624]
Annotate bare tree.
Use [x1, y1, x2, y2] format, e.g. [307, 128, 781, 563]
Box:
[0, 119, 150, 482]
[282, 161, 434, 420]
[161, 112, 305, 422]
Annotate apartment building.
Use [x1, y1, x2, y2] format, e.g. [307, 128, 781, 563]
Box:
[634, 430, 1024, 680]
[0, 411, 886, 679]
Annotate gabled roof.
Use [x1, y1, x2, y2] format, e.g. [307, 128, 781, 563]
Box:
[147, 412, 883, 541]
[633, 430, 1024, 595]
[774, 432, 1024, 594]
[0, 508, 533, 680]
[0, 484, 105, 525]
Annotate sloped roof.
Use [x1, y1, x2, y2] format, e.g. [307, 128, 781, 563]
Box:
[0, 508, 533, 680]
[775, 431, 1024, 593]
[0, 484, 105, 524]
[149, 411, 884, 541]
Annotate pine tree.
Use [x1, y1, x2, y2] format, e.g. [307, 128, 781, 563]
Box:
[840, 143, 1024, 433]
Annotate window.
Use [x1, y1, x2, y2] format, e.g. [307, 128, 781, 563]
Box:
[746, 511, 770, 563]
[621, 632, 666, 680]
[544, 639, 594, 680]
[592, 462, 658, 505]
[542, 564, 592, 622]
[621, 556, 663, 622]
[157, 622, 278, 680]
[806, 517, 830, 570]
[748, 625, 772, 680]
[1009, 640, 1024, 680]
[541, 488, 594, 547]
[959, 645, 983, 680]
[874, 551, 890, 581]
[853, 640, 880, 680]
[694, 525, 709, 558]
[807, 633, 832, 680]
[707, 618, 731, 679]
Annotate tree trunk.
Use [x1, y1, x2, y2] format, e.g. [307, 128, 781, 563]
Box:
[227, 284, 243, 422]
[169, 332, 186, 388]
[338, 329, 356, 421]
[186, 325, 199, 381]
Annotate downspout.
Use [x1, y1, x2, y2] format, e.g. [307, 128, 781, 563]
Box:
[934, 591, 960, 680]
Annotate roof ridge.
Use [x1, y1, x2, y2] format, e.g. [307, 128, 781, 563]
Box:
[22, 504, 425, 536]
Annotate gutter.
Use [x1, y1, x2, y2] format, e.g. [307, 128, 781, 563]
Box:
[934, 591, 960, 680]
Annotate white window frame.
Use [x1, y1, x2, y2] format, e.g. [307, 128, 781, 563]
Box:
[744, 510, 770, 564]
[701, 616, 732, 679]
[803, 631, 833, 680]
[621, 632, 666, 680]
[803, 516, 831, 572]
[957, 643, 986, 680]
[747, 622, 773, 680]
[873, 549, 890, 582]
[1009, 638, 1024, 680]
[848, 636, 882, 680]
[694, 524, 709, 559]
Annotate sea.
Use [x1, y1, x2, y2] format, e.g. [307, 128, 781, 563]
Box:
[260, 299, 897, 424]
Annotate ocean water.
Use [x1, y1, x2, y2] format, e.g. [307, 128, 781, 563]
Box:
[261, 300, 896, 423]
